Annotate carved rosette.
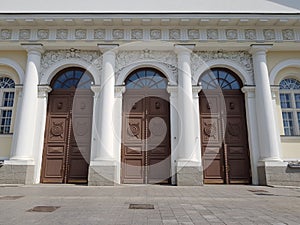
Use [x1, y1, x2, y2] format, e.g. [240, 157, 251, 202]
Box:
[19, 29, 30, 39]
[128, 122, 140, 138]
[37, 29, 49, 39]
[50, 121, 64, 137]
[264, 29, 275, 40]
[0, 29, 12, 40]
[203, 122, 217, 139]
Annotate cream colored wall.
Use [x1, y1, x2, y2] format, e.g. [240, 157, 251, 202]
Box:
[0, 51, 27, 76]
[267, 51, 300, 160]
[281, 139, 300, 160]
[267, 52, 300, 73]
[0, 136, 12, 159]
[0, 51, 26, 158]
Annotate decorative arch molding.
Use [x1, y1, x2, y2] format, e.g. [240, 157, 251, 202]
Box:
[40, 58, 101, 85]
[270, 59, 300, 85]
[40, 49, 102, 85]
[0, 58, 24, 84]
[116, 61, 177, 86]
[192, 58, 253, 86]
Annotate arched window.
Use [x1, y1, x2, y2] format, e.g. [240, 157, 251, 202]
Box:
[279, 78, 300, 136]
[200, 68, 241, 90]
[125, 68, 167, 89]
[0, 77, 15, 134]
[51, 68, 93, 90]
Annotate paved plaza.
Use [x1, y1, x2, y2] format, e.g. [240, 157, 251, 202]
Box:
[0, 184, 300, 225]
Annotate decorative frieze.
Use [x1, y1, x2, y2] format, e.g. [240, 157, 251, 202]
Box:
[40, 49, 102, 78]
[116, 50, 177, 81]
[0, 27, 299, 42]
[191, 51, 253, 82]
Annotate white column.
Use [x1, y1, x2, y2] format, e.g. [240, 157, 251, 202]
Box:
[175, 45, 198, 165]
[95, 44, 118, 161]
[114, 85, 126, 184]
[192, 85, 202, 166]
[34, 85, 52, 183]
[250, 45, 281, 161]
[167, 85, 179, 185]
[241, 86, 260, 185]
[90, 85, 101, 161]
[10, 44, 43, 161]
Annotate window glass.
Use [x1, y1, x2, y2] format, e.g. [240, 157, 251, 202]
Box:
[280, 93, 291, 108]
[282, 112, 294, 136]
[52, 68, 93, 89]
[200, 69, 241, 90]
[0, 77, 15, 134]
[126, 69, 167, 89]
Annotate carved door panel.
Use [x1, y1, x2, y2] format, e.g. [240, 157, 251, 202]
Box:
[41, 90, 93, 184]
[122, 92, 170, 184]
[200, 90, 251, 184]
[224, 91, 251, 184]
[67, 90, 93, 183]
[200, 92, 225, 184]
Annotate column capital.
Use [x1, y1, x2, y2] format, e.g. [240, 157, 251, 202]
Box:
[114, 85, 126, 98]
[249, 44, 273, 55]
[241, 86, 256, 98]
[38, 85, 52, 98]
[98, 44, 119, 54]
[174, 44, 195, 55]
[271, 85, 280, 100]
[21, 43, 44, 54]
[167, 85, 178, 94]
[91, 85, 101, 94]
[192, 85, 202, 98]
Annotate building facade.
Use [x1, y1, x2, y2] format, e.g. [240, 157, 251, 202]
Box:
[0, 8, 300, 186]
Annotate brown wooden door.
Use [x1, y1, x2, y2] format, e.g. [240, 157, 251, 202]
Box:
[200, 90, 251, 184]
[122, 90, 171, 184]
[41, 89, 93, 184]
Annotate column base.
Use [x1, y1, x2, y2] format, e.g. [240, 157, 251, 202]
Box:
[176, 161, 203, 186]
[0, 160, 35, 184]
[88, 160, 117, 186]
[258, 160, 300, 186]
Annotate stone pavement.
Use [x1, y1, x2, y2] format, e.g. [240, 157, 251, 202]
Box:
[0, 184, 300, 225]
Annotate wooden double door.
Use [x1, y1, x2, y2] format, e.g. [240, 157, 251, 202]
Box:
[41, 89, 93, 184]
[122, 90, 171, 184]
[200, 90, 251, 184]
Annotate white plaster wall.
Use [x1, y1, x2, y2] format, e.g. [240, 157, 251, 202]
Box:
[1, 0, 299, 13]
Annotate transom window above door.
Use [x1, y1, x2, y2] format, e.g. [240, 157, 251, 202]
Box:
[200, 68, 241, 90]
[52, 68, 93, 89]
[0, 77, 15, 134]
[125, 68, 167, 89]
[279, 78, 300, 136]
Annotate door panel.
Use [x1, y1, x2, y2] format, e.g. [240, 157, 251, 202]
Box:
[200, 91, 251, 184]
[41, 90, 93, 184]
[122, 93, 170, 184]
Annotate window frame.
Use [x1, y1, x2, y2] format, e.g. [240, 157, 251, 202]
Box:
[279, 78, 300, 136]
